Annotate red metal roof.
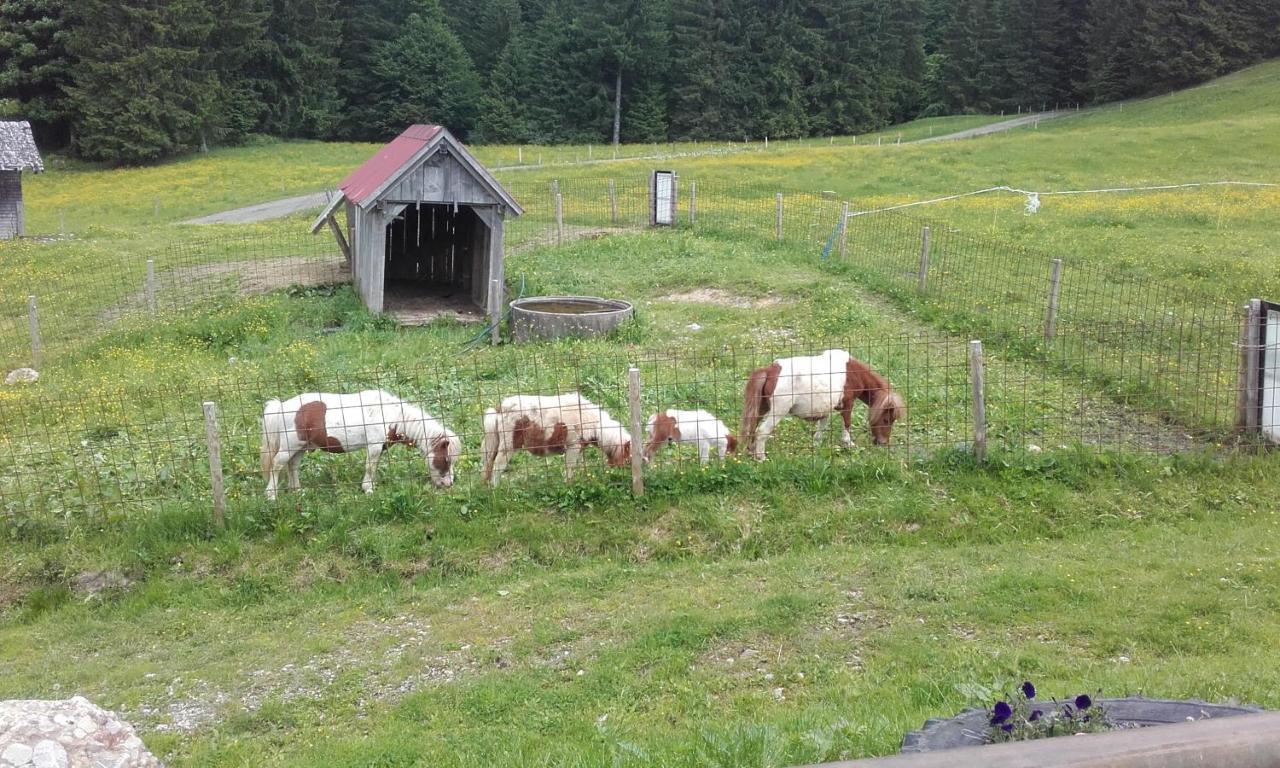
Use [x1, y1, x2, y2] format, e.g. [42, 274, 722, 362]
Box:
[338, 124, 443, 205]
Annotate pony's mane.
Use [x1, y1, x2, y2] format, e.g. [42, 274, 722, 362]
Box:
[395, 401, 443, 447]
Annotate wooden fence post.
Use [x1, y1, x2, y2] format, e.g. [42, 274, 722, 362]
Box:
[27, 295, 40, 367]
[608, 179, 618, 227]
[202, 401, 226, 530]
[969, 340, 986, 462]
[1044, 258, 1064, 343]
[146, 259, 157, 313]
[775, 192, 783, 241]
[1238, 299, 1263, 433]
[627, 367, 645, 496]
[490, 278, 502, 345]
[518, 147, 523, 164]
[689, 181, 697, 227]
[555, 192, 564, 245]
[917, 226, 931, 292]
[838, 202, 849, 260]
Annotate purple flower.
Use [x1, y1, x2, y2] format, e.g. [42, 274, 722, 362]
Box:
[1029, 709, 1043, 722]
[1075, 695, 1093, 710]
[1001, 723, 1014, 733]
[990, 701, 1012, 725]
[1021, 681, 1036, 700]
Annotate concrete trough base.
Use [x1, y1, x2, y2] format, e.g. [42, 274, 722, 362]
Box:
[509, 296, 634, 343]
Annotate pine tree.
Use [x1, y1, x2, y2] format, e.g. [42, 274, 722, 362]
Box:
[473, 17, 530, 143]
[0, 0, 74, 147]
[371, 5, 483, 138]
[66, 0, 218, 164]
[255, 0, 343, 138]
[575, 0, 670, 145]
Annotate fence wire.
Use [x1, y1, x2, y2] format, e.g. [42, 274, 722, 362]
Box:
[0, 176, 1265, 538]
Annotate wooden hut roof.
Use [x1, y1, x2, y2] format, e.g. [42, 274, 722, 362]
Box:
[335, 124, 521, 214]
[0, 121, 43, 172]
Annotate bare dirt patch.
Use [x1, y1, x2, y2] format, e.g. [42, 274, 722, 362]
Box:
[663, 288, 783, 309]
[102, 256, 348, 323]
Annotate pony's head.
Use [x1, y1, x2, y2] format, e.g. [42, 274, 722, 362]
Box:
[868, 389, 906, 446]
[425, 429, 462, 488]
[642, 412, 680, 464]
[596, 413, 633, 467]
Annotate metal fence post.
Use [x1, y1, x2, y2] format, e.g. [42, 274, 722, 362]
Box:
[146, 259, 157, 313]
[969, 340, 987, 461]
[27, 295, 41, 368]
[608, 179, 618, 227]
[1044, 258, 1064, 343]
[203, 401, 227, 529]
[689, 181, 697, 227]
[555, 192, 564, 245]
[917, 227, 931, 292]
[628, 367, 645, 496]
[775, 193, 783, 240]
[838, 202, 850, 260]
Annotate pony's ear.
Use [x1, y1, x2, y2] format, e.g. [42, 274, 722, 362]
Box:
[870, 390, 905, 426]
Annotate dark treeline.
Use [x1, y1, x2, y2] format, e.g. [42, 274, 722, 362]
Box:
[1, 0, 1276, 165]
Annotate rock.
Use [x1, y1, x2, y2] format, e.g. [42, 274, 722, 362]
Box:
[0, 696, 160, 767]
[70, 571, 131, 599]
[3, 368, 38, 386]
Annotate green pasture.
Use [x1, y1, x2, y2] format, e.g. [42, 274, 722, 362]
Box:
[1, 61, 1279, 767]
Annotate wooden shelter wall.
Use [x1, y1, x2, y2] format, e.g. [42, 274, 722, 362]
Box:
[0, 170, 21, 239]
[385, 203, 481, 292]
[383, 153, 500, 207]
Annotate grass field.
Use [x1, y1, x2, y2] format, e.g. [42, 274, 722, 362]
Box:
[1, 62, 1279, 766]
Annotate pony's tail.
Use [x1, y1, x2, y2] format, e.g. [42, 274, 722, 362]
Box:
[481, 408, 502, 483]
[740, 365, 775, 449]
[261, 399, 284, 479]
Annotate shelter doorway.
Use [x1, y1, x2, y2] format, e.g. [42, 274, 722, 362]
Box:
[382, 202, 491, 323]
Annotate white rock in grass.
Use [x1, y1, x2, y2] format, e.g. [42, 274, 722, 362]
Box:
[1027, 444, 1042, 454]
[3, 368, 38, 385]
[0, 696, 159, 767]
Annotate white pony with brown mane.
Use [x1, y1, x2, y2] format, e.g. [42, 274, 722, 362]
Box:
[740, 349, 905, 460]
[261, 389, 461, 499]
[481, 393, 632, 487]
[643, 409, 737, 464]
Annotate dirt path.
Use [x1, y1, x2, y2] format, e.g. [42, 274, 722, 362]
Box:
[182, 113, 1073, 226]
[915, 110, 1070, 143]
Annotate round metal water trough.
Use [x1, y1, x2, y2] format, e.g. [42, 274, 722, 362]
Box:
[509, 296, 634, 342]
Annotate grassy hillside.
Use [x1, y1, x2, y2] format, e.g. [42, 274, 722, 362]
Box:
[2, 62, 1280, 767]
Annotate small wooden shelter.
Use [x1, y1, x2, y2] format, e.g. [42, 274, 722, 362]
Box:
[0, 121, 43, 239]
[311, 124, 522, 322]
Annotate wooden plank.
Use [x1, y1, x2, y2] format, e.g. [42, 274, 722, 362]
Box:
[326, 215, 352, 264]
[609, 179, 618, 226]
[775, 192, 783, 240]
[969, 340, 986, 461]
[146, 260, 156, 313]
[1043, 258, 1064, 343]
[27, 294, 39, 367]
[628, 367, 645, 496]
[917, 226, 931, 292]
[838, 202, 849, 259]
[203, 401, 226, 529]
[1240, 299, 1263, 433]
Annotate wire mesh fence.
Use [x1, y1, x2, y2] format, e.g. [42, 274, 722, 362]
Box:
[837, 210, 1246, 435]
[0, 175, 1266, 538]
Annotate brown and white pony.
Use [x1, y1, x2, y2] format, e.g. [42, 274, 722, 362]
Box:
[261, 389, 461, 500]
[643, 409, 737, 465]
[740, 349, 905, 460]
[480, 393, 632, 487]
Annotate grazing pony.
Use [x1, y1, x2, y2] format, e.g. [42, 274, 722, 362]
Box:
[740, 349, 905, 460]
[481, 393, 632, 487]
[261, 389, 461, 500]
[643, 409, 737, 465]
